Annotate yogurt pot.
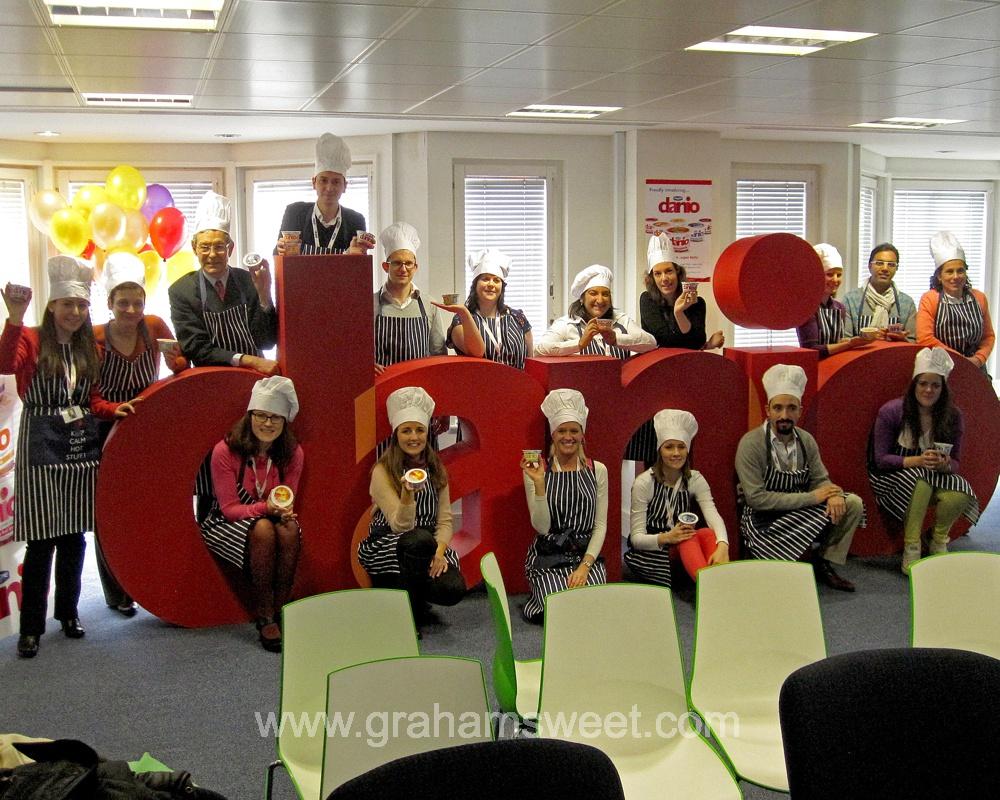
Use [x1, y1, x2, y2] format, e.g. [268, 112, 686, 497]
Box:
[860, 326, 879, 340]
[678, 512, 699, 526]
[595, 318, 614, 331]
[403, 468, 428, 489]
[269, 484, 294, 509]
[156, 338, 179, 354]
[933, 442, 953, 456]
[281, 230, 302, 255]
[242, 252, 262, 269]
[357, 231, 377, 249]
[441, 293, 459, 305]
[667, 227, 690, 253]
[683, 281, 699, 295]
[688, 222, 705, 242]
[644, 218, 658, 234]
[699, 218, 712, 236]
[522, 449, 542, 466]
[4, 283, 31, 303]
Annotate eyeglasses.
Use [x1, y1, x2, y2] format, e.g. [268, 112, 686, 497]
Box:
[251, 411, 284, 425]
[871, 260, 898, 268]
[387, 260, 417, 270]
[196, 244, 229, 255]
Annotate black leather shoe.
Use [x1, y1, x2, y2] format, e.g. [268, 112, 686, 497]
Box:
[114, 601, 138, 618]
[17, 635, 39, 658]
[814, 560, 856, 593]
[60, 618, 86, 638]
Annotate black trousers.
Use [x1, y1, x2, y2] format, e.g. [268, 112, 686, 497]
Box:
[371, 529, 466, 610]
[94, 531, 132, 608]
[19, 532, 86, 636]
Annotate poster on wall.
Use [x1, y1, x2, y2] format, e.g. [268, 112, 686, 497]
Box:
[0, 375, 22, 640]
[644, 179, 713, 280]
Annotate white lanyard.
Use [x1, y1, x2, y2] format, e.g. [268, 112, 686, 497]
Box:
[63, 356, 78, 403]
[662, 475, 683, 527]
[312, 209, 342, 250]
[478, 313, 503, 357]
[251, 457, 273, 500]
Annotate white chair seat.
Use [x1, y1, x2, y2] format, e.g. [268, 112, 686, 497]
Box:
[514, 658, 542, 721]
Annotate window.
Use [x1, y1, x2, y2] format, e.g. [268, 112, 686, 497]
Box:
[455, 164, 557, 334]
[858, 178, 877, 280]
[890, 184, 989, 301]
[732, 176, 812, 347]
[0, 170, 37, 324]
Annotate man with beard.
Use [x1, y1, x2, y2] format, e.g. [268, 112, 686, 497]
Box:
[735, 364, 863, 591]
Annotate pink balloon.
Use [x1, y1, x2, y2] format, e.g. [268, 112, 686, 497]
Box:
[141, 183, 174, 222]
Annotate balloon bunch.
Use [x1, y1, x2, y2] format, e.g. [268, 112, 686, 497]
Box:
[29, 166, 197, 293]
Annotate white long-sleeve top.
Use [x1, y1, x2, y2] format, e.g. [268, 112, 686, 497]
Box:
[523, 461, 608, 559]
[628, 468, 728, 550]
[534, 313, 656, 356]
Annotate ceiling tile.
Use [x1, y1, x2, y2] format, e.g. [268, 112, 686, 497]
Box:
[216, 33, 374, 62]
[200, 79, 329, 98]
[207, 59, 348, 82]
[226, 1, 410, 37]
[861, 63, 1000, 87]
[358, 40, 523, 68]
[951, 75, 1000, 91]
[755, 0, 996, 33]
[0, 93, 80, 108]
[927, 102, 1000, 120]
[336, 63, 479, 84]
[461, 67, 605, 90]
[195, 95, 308, 111]
[0, 52, 64, 77]
[498, 45, 659, 72]
[75, 76, 199, 94]
[55, 29, 213, 59]
[544, 17, 734, 50]
[782, 82, 940, 102]
[625, 51, 793, 78]
[891, 86, 1000, 105]
[431, 85, 551, 104]
[65, 55, 207, 80]
[389, 7, 584, 44]
[801, 34, 996, 63]
[561, 72, 696, 94]
[305, 96, 413, 113]
[930, 46, 1000, 69]
[748, 56, 912, 82]
[899, 4, 1000, 38]
[317, 82, 447, 102]
[599, 0, 806, 23]
[403, 98, 530, 116]
[545, 88, 680, 106]
[0, 27, 53, 55]
[429, 0, 609, 11]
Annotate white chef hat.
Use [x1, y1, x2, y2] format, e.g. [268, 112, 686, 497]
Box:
[248, 376, 299, 422]
[314, 132, 352, 177]
[387, 386, 435, 430]
[653, 409, 698, 449]
[104, 251, 146, 295]
[193, 190, 230, 235]
[48, 256, 93, 303]
[541, 388, 588, 432]
[762, 363, 808, 402]
[380, 222, 421, 260]
[813, 243, 843, 270]
[468, 248, 511, 282]
[929, 231, 965, 269]
[913, 347, 954, 381]
[647, 233, 676, 273]
[569, 265, 613, 299]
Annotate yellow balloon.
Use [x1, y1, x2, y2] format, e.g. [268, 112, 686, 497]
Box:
[166, 249, 197, 284]
[106, 209, 148, 254]
[70, 184, 108, 220]
[49, 208, 90, 255]
[139, 249, 163, 296]
[29, 190, 68, 234]
[90, 202, 127, 250]
[105, 165, 147, 211]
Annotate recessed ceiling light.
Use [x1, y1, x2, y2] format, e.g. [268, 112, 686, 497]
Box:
[851, 117, 966, 130]
[214, 133, 241, 139]
[937, 150, 958, 154]
[506, 104, 621, 120]
[83, 92, 194, 107]
[687, 25, 876, 56]
[43, 0, 224, 31]
[35, 130, 60, 137]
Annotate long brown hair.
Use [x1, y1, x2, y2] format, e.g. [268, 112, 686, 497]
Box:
[37, 307, 101, 383]
[652, 442, 692, 485]
[225, 412, 299, 473]
[901, 375, 957, 445]
[376, 430, 448, 493]
[644, 261, 687, 308]
[465, 275, 508, 315]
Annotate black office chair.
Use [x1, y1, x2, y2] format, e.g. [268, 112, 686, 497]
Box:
[779, 647, 1000, 799]
[325, 738, 624, 800]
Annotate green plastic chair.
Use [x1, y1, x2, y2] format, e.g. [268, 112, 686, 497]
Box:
[319, 656, 493, 798]
[689, 561, 826, 792]
[265, 589, 420, 800]
[480, 551, 541, 723]
[538, 584, 742, 800]
[910, 552, 1000, 658]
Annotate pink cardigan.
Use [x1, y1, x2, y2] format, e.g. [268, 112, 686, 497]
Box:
[916, 288, 995, 365]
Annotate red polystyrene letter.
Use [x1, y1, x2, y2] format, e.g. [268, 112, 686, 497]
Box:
[714, 233, 824, 330]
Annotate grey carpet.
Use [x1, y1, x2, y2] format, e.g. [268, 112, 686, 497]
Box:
[3, 490, 998, 800]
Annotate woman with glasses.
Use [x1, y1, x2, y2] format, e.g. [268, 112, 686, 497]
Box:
[199, 376, 303, 652]
[917, 231, 995, 374]
[843, 243, 917, 341]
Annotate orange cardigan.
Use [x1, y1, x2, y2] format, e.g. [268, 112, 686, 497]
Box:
[916, 288, 995, 366]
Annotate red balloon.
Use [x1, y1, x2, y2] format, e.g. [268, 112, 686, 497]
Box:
[148, 207, 186, 259]
[80, 239, 96, 259]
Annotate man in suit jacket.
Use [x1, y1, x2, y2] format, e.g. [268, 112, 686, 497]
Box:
[169, 191, 278, 374]
[274, 132, 371, 256]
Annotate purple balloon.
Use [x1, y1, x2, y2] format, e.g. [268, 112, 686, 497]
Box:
[141, 183, 174, 221]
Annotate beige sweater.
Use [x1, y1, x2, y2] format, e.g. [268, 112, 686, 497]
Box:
[369, 463, 453, 544]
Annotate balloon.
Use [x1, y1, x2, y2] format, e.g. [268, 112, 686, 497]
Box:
[70, 184, 109, 219]
[105, 165, 147, 211]
[29, 190, 68, 234]
[139, 249, 163, 296]
[81, 240, 96, 260]
[141, 183, 174, 221]
[149, 207, 186, 259]
[107, 209, 149, 254]
[49, 208, 90, 255]
[166, 250, 197, 284]
[90, 202, 127, 250]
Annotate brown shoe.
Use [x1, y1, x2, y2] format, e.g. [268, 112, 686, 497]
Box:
[814, 560, 855, 592]
[255, 619, 282, 652]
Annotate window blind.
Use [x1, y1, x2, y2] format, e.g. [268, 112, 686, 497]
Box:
[733, 179, 807, 347]
[463, 175, 548, 334]
[858, 184, 876, 282]
[0, 179, 31, 297]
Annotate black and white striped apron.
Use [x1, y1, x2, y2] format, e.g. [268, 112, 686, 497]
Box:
[856, 282, 903, 330]
[934, 290, 984, 358]
[476, 311, 528, 370]
[817, 302, 844, 346]
[359, 481, 460, 576]
[298, 211, 346, 256]
[624, 473, 689, 588]
[868, 441, 979, 525]
[14, 344, 102, 542]
[200, 457, 282, 570]
[740, 429, 830, 561]
[195, 274, 262, 497]
[523, 463, 607, 617]
[97, 324, 158, 443]
[374, 296, 431, 368]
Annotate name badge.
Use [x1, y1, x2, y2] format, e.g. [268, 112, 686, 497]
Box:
[61, 405, 84, 424]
